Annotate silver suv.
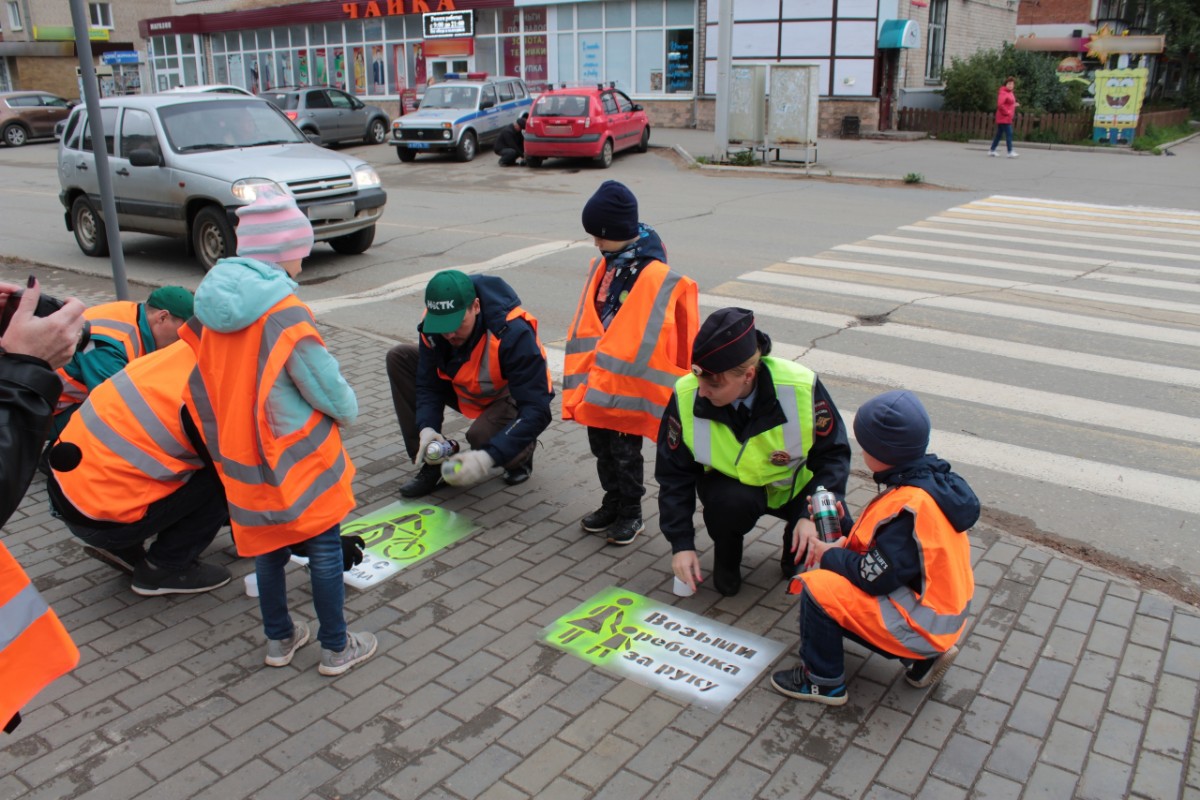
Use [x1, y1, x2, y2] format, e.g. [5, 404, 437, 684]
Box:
[391, 74, 531, 162]
[57, 94, 386, 270]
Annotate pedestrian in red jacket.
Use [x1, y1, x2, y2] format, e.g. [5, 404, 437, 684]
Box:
[988, 76, 1020, 158]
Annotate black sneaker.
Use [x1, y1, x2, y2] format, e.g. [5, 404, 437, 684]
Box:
[131, 559, 232, 596]
[771, 666, 848, 706]
[905, 645, 959, 688]
[82, 543, 146, 575]
[400, 464, 445, 498]
[606, 516, 644, 546]
[504, 455, 533, 486]
[581, 505, 619, 533]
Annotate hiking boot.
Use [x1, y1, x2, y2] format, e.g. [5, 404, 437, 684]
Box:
[770, 666, 848, 706]
[319, 631, 378, 676]
[504, 454, 533, 486]
[607, 515, 644, 546]
[83, 543, 146, 575]
[581, 505, 619, 533]
[131, 559, 232, 596]
[905, 644, 959, 689]
[265, 621, 310, 667]
[400, 463, 445, 498]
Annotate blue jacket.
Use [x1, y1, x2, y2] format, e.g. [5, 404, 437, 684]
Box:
[193, 257, 358, 437]
[415, 274, 553, 467]
[821, 454, 980, 596]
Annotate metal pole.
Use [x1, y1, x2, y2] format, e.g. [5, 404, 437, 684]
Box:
[69, 0, 129, 300]
[712, 0, 734, 161]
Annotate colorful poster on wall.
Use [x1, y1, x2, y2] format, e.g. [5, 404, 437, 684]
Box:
[314, 49, 328, 85]
[372, 45, 386, 93]
[540, 587, 786, 712]
[334, 501, 476, 590]
[298, 50, 309, 84]
[1093, 68, 1148, 144]
[334, 48, 346, 90]
[354, 47, 366, 93]
[414, 42, 426, 88]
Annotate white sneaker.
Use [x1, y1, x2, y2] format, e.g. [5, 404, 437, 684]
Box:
[1007, 151, 1019, 158]
[988, 150, 997, 157]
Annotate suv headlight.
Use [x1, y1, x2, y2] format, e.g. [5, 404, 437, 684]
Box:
[355, 164, 381, 189]
[232, 178, 285, 203]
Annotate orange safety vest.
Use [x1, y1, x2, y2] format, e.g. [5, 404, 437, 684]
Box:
[0, 542, 79, 728]
[53, 340, 204, 524]
[562, 259, 698, 439]
[421, 306, 551, 419]
[799, 485, 974, 660]
[55, 301, 146, 413]
[180, 297, 355, 556]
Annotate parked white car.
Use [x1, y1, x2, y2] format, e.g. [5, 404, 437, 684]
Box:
[57, 94, 385, 270]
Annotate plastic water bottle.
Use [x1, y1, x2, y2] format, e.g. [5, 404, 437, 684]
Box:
[424, 438, 460, 466]
[812, 485, 841, 543]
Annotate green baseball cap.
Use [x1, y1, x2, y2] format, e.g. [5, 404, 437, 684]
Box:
[422, 270, 476, 334]
[147, 286, 194, 320]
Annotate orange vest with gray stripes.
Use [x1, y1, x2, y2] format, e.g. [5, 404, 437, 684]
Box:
[55, 301, 145, 413]
[562, 259, 698, 440]
[53, 340, 203, 524]
[180, 297, 356, 556]
[799, 486, 973, 660]
[421, 306, 550, 419]
[0, 542, 79, 727]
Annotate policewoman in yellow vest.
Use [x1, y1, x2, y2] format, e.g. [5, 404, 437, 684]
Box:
[772, 390, 979, 706]
[656, 308, 852, 597]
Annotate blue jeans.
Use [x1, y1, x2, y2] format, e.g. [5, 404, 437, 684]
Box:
[255, 524, 347, 652]
[798, 586, 903, 686]
[990, 123, 1013, 153]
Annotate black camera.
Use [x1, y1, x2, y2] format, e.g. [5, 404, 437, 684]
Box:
[0, 289, 91, 353]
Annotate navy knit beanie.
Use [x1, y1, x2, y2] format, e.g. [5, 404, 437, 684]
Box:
[853, 390, 931, 466]
[581, 180, 639, 241]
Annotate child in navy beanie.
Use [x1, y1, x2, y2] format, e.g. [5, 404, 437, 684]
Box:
[563, 181, 698, 547]
[772, 389, 979, 707]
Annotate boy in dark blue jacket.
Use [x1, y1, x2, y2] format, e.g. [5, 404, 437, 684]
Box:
[386, 270, 554, 496]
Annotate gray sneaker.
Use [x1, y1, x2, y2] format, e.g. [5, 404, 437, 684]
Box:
[265, 621, 310, 667]
[319, 631, 378, 676]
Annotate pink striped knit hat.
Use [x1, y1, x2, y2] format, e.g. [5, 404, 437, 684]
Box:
[235, 186, 314, 264]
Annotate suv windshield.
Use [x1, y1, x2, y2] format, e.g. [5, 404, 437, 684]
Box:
[421, 86, 479, 110]
[159, 100, 306, 152]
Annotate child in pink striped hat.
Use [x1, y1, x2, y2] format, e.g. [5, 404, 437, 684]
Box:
[182, 186, 377, 678]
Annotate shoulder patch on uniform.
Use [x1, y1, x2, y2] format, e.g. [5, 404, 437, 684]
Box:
[667, 415, 681, 450]
[814, 400, 834, 437]
[859, 548, 890, 583]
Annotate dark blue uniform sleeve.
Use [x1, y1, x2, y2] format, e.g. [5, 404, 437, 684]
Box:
[792, 378, 854, 532]
[654, 393, 705, 553]
[820, 511, 922, 596]
[483, 320, 554, 467]
[413, 333, 451, 434]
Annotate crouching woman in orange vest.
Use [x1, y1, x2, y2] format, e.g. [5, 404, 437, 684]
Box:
[772, 390, 979, 706]
[182, 187, 376, 678]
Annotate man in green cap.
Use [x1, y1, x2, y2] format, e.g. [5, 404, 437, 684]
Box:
[385, 269, 553, 497]
[51, 285, 194, 437]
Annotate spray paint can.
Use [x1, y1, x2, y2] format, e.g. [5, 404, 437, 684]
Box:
[424, 438, 460, 466]
[812, 485, 841, 543]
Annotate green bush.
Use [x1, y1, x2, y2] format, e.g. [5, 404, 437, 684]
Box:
[1132, 122, 1194, 152]
[941, 44, 1075, 114]
[903, 172, 924, 184]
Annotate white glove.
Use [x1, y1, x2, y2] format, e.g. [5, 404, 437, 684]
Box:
[415, 427, 445, 465]
[442, 449, 495, 487]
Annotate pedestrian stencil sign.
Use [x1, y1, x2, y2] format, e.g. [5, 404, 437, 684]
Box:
[340, 500, 475, 590]
[540, 587, 786, 711]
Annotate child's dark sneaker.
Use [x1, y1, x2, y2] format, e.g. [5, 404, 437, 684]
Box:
[771, 666, 847, 706]
[905, 645, 959, 688]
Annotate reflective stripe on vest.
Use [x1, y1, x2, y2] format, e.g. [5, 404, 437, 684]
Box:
[56, 301, 145, 412]
[0, 543, 79, 727]
[184, 306, 353, 538]
[679, 358, 816, 508]
[432, 306, 544, 419]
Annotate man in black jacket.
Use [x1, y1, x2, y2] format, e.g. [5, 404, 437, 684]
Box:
[495, 113, 527, 167]
[385, 270, 553, 496]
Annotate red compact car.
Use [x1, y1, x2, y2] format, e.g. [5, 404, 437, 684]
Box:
[524, 85, 650, 168]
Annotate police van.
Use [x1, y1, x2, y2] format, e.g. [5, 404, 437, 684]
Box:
[391, 74, 532, 163]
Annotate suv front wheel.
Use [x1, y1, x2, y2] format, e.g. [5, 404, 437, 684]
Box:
[3, 123, 29, 147]
[329, 225, 376, 255]
[455, 131, 477, 162]
[192, 206, 235, 271]
[71, 196, 110, 257]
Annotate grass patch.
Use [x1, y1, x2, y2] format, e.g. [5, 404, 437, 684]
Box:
[1132, 122, 1194, 153]
[904, 172, 924, 184]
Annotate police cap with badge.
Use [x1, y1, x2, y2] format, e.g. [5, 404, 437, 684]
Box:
[690, 307, 771, 377]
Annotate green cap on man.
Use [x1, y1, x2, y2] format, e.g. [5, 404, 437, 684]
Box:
[147, 286, 194, 320]
[422, 270, 477, 334]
